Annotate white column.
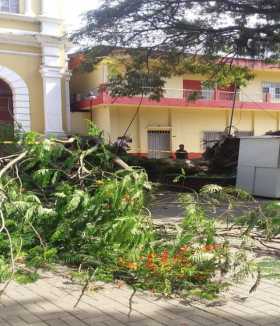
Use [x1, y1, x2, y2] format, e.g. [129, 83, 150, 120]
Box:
[41, 66, 65, 136]
[24, 0, 33, 16]
[64, 72, 72, 133]
[41, 0, 59, 18]
[40, 43, 65, 136]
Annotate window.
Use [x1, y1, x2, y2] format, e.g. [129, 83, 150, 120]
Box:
[262, 82, 280, 102]
[263, 87, 270, 94]
[148, 130, 171, 159]
[202, 131, 225, 150]
[275, 88, 280, 99]
[202, 130, 253, 150]
[0, 0, 19, 13]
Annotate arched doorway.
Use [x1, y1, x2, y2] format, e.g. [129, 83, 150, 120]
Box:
[0, 79, 13, 138]
[0, 65, 31, 133]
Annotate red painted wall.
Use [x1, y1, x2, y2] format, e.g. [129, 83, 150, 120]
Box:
[183, 80, 202, 90]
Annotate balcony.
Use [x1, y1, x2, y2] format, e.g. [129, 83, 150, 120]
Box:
[71, 87, 280, 112]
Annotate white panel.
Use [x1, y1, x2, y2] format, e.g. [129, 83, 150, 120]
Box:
[41, 67, 64, 136]
[238, 138, 280, 168]
[254, 168, 280, 198]
[14, 94, 29, 102]
[236, 165, 256, 193]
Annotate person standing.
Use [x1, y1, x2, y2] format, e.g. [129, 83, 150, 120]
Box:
[175, 144, 188, 160]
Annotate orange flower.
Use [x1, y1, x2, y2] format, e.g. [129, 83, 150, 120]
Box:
[160, 250, 169, 265]
[204, 243, 221, 252]
[146, 253, 156, 271]
[127, 262, 138, 270]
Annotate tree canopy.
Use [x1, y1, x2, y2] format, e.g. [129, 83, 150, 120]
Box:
[74, 0, 280, 59]
[72, 0, 280, 97]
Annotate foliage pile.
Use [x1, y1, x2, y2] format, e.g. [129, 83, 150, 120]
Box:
[0, 131, 258, 301]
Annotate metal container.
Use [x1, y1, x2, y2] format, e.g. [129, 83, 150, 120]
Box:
[236, 136, 280, 198]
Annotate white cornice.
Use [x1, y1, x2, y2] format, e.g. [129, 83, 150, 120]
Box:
[0, 12, 64, 25]
[0, 11, 38, 23]
[0, 28, 67, 47]
[0, 49, 40, 57]
[37, 15, 63, 24]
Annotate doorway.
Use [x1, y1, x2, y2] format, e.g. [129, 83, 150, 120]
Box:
[148, 130, 171, 159]
[0, 79, 14, 138]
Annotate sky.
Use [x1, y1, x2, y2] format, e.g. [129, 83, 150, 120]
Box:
[65, 0, 101, 31]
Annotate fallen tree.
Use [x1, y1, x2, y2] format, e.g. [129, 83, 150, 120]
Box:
[0, 129, 262, 304]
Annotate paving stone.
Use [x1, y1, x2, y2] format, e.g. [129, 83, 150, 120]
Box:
[2, 270, 280, 326]
[127, 321, 164, 326]
[61, 316, 88, 326]
[45, 320, 70, 326]
[19, 313, 42, 324]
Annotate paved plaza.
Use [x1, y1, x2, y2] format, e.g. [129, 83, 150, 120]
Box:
[1, 271, 280, 326]
[1, 190, 280, 326]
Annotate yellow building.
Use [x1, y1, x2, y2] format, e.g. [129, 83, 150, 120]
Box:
[0, 0, 71, 136]
[70, 56, 280, 158]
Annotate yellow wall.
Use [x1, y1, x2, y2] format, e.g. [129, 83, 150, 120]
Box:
[71, 61, 280, 153]
[254, 111, 278, 135]
[171, 109, 228, 152]
[70, 64, 107, 96]
[231, 110, 253, 132]
[0, 43, 40, 54]
[242, 70, 280, 102]
[71, 112, 91, 135]
[92, 106, 111, 141]
[0, 20, 40, 32]
[87, 105, 280, 154]
[0, 51, 44, 132]
[110, 106, 141, 151]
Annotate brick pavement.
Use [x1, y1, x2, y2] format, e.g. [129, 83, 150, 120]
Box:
[1, 271, 280, 326]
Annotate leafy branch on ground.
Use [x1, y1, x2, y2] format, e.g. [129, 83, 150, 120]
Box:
[0, 129, 277, 307]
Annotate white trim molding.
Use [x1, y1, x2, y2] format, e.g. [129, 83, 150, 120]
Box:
[0, 65, 31, 131]
[0, 11, 37, 22]
[0, 49, 40, 57]
[64, 71, 72, 133]
[40, 65, 65, 136]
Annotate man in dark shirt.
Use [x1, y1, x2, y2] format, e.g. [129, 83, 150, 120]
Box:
[175, 144, 188, 160]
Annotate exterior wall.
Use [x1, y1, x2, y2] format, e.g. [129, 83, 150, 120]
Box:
[138, 107, 170, 153]
[171, 109, 227, 153]
[0, 20, 40, 32]
[70, 64, 108, 96]
[0, 48, 44, 132]
[70, 59, 280, 153]
[71, 112, 91, 135]
[86, 106, 280, 155]
[231, 110, 253, 133]
[254, 111, 278, 135]
[0, 0, 70, 136]
[92, 106, 111, 141]
[241, 70, 280, 102]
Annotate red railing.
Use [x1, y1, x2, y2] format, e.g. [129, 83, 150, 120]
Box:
[71, 87, 280, 111]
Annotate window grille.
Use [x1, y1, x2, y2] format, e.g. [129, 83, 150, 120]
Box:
[262, 82, 280, 102]
[202, 131, 225, 150]
[0, 0, 19, 13]
[234, 131, 254, 138]
[202, 130, 253, 150]
[148, 130, 171, 159]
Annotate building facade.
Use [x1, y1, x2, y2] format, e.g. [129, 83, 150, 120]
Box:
[0, 0, 70, 136]
[70, 57, 280, 158]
